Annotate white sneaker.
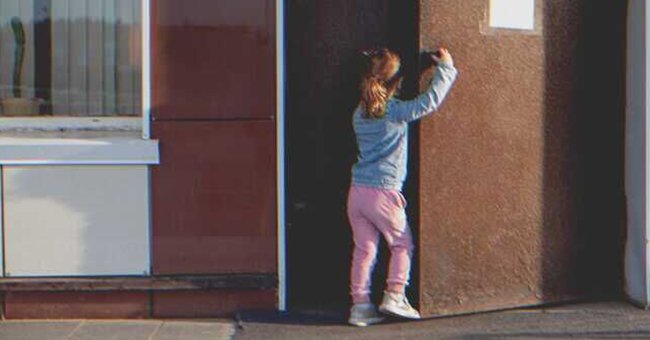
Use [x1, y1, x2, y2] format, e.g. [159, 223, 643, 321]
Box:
[379, 291, 421, 319]
[348, 303, 385, 327]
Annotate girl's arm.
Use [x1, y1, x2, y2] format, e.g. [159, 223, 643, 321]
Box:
[388, 55, 458, 123]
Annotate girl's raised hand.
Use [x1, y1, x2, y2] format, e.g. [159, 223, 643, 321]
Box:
[432, 48, 453, 66]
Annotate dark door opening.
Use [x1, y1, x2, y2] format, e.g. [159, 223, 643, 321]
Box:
[284, 0, 625, 316]
[285, 0, 419, 311]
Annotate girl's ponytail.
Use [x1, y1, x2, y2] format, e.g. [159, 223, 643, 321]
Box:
[361, 75, 389, 119]
[359, 48, 402, 119]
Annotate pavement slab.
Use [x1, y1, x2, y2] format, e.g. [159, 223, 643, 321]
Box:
[0, 321, 79, 340]
[68, 321, 161, 340]
[0, 319, 235, 340]
[153, 320, 236, 340]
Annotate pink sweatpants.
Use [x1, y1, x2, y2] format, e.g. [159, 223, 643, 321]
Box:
[347, 185, 414, 304]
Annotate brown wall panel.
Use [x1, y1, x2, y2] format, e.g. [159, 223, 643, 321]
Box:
[152, 0, 275, 120]
[152, 121, 277, 274]
[153, 290, 276, 318]
[4, 292, 149, 319]
[417, 0, 625, 316]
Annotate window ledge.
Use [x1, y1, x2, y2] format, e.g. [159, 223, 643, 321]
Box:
[0, 136, 159, 165]
[0, 117, 141, 132]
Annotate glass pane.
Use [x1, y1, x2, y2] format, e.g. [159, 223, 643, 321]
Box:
[490, 0, 535, 30]
[0, 0, 141, 117]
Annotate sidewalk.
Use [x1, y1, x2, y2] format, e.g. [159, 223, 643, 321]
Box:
[0, 319, 235, 340]
[2, 301, 650, 339]
[234, 301, 650, 340]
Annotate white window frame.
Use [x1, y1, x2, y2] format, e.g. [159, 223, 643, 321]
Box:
[276, 0, 286, 312]
[0, 0, 151, 139]
[0, 0, 157, 166]
[141, 0, 151, 139]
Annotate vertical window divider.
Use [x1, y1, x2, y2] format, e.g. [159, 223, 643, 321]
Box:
[141, 0, 151, 139]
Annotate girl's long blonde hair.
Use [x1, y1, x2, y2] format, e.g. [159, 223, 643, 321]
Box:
[360, 48, 402, 119]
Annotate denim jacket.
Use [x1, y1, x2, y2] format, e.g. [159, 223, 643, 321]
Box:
[351, 62, 458, 191]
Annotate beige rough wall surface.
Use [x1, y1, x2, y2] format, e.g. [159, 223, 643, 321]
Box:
[417, 0, 625, 316]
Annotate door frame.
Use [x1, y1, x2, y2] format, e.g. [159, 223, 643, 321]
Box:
[625, 0, 650, 307]
[276, 0, 287, 311]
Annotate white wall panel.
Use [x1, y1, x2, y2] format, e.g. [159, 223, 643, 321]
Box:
[3, 165, 150, 276]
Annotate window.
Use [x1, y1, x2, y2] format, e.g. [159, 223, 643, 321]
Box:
[0, 0, 142, 118]
[489, 0, 535, 30]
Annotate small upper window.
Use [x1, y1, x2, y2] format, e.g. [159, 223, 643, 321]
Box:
[0, 0, 141, 118]
[489, 0, 535, 30]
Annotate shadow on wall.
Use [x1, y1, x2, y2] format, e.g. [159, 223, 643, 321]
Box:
[541, 0, 626, 300]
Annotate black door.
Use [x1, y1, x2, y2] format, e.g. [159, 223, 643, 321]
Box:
[285, 0, 418, 310]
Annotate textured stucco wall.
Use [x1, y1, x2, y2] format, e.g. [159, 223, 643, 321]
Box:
[418, 0, 626, 316]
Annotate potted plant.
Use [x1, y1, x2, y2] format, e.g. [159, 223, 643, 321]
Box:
[1, 16, 40, 116]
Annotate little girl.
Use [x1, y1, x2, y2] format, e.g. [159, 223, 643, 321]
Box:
[347, 47, 457, 326]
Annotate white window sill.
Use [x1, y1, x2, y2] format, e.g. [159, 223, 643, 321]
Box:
[0, 136, 159, 165]
[0, 117, 141, 132]
[0, 117, 158, 165]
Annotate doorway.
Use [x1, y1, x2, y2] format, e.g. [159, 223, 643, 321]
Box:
[284, 0, 419, 310]
[284, 0, 626, 315]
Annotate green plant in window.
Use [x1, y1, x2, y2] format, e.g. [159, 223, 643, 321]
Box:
[10, 16, 25, 98]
